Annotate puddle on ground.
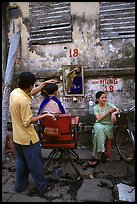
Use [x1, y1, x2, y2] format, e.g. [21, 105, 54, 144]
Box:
[68, 178, 83, 200]
[117, 183, 135, 202]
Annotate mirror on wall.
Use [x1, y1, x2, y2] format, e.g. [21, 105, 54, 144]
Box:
[62, 65, 84, 96]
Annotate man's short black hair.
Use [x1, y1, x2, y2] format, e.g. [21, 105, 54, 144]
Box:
[75, 67, 81, 74]
[42, 83, 58, 95]
[18, 72, 36, 89]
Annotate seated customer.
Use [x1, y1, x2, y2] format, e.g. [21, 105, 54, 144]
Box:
[88, 91, 118, 166]
[38, 83, 65, 115]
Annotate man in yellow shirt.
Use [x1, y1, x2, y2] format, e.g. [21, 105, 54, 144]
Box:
[65, 67, 77, 92]
[9, 71, 55, 194]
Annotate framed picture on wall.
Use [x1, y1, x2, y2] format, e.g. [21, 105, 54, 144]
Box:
[62, 65, 84, 96]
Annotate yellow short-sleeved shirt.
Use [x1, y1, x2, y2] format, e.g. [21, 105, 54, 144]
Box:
[9, 88, 39, 145]
[65, 69, 76, 91]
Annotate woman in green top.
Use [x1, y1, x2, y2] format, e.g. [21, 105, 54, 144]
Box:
[88, 91, 118, 166]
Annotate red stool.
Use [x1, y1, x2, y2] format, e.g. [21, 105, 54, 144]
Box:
[105, 139, 111, 159]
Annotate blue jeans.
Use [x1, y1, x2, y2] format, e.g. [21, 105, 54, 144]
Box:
[14, 141, 48, 193]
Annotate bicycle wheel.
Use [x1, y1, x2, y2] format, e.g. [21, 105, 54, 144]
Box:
[127, 128, 135, 151]
[115, 127, 135, 163]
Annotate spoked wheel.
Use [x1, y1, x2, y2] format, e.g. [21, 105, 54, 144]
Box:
[115, 127, 135, 163]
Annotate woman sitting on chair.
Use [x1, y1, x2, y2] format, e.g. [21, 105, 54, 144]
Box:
[88, 91, 118, 166]
[38, 83, 65, 116]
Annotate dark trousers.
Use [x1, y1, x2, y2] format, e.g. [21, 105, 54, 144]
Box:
[14, 141, 47, 193]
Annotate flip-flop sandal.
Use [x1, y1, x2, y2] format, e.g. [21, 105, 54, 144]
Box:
[45, 184, 54, 192]
[87, 160, 100, 167]
[29, 184, 54, 196]
[38, 185, 54, 197]
[88, 158, 99, 163]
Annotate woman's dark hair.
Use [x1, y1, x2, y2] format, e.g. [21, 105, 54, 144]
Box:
[18, 72, 36, 89]
[95, 91, 106, 104]
[42, 83, 58, 96]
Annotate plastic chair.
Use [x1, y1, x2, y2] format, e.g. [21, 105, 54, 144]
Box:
[38, 114, 81, 178]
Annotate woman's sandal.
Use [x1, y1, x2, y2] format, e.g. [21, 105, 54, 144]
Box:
[87, 158, 100, 167]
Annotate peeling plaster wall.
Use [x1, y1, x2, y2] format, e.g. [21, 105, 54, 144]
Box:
[9, 2, 135, 72]
[8, 2, 135, 146]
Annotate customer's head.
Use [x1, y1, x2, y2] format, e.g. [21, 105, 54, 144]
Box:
[42, 83, 58, 96]
[95, 91, 106, 104]
[18, 72, 36, 89]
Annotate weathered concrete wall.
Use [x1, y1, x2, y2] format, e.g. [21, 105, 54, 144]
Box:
[7, 2, 135, 146]
[8, 2, 135, 70]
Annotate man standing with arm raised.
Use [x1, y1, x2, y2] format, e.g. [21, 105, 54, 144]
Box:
[9, 71, 55, 194]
